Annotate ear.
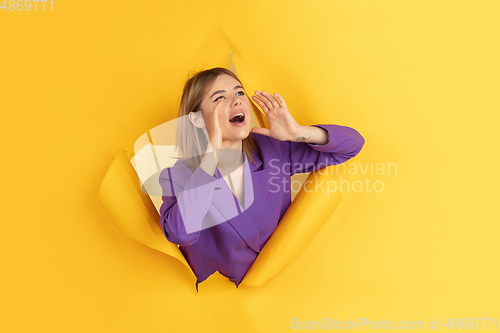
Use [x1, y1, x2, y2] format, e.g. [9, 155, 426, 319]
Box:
[188, 111, 206, 129]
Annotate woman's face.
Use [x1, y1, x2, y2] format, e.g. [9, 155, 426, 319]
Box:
[194, 74, 252, 143]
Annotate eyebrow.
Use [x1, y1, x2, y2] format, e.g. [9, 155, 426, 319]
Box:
[210, 85, 244, 99]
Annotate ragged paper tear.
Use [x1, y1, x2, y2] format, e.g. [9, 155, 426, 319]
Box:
[98, 142, 342, 287]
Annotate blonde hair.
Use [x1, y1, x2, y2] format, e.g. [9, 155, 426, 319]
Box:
[173, 67, 259, 172]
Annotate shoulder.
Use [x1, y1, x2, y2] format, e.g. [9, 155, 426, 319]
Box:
[250, 131, 281, 151]
[159, 159, 192, 181]
[249, 132, 288, 162]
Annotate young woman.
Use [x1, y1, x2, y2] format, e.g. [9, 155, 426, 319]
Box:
[159, 67, 365, 291]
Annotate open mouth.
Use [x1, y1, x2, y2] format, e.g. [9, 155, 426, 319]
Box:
[229, 112, 245, 123]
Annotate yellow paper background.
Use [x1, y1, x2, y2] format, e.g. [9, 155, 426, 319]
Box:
[1, 0, 499, 332]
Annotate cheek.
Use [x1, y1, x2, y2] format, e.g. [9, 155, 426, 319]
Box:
[202, 113, 217, 133]
[201, 112, 211, 126]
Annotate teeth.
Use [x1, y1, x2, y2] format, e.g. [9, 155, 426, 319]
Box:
[230, 112, 244, 120]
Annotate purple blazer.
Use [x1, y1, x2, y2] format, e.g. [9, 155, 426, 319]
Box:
[159, 124, 365, 291]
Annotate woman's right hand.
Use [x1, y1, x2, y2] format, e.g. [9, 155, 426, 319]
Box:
[207, 99, 232, 165]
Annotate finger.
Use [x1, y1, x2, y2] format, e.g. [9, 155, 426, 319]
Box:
[254, 90, 275, 110]
[212, 105, 218, 129]
[215, 99, 224, 113]
[260, 90, 280, 109]
[213, 99, 224, 124]
[273, 92, 287, 109]
[251, 127, 271, 137]
[251, 94, 269, 114]
[254, 90, 275, 111]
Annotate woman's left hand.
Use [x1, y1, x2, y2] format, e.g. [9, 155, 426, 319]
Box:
[251, 91, 301, 141]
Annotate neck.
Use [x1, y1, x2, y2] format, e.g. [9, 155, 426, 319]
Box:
[218, 139, 244, 175]
[228, 139, 242, 151]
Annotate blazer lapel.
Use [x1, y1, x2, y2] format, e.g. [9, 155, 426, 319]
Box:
[211, 155, 261, 253]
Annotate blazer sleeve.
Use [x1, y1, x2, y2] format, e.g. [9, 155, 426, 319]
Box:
[158, 160, 219, 246]
[283, 124, 365, 176]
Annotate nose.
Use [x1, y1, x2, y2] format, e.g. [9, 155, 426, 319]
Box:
[231, 95, 244, 107]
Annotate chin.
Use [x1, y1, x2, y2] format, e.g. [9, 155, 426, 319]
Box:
[241, 128, 251, 139]
[227, 132, 250, 142]
[225, 126, 250, 140]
